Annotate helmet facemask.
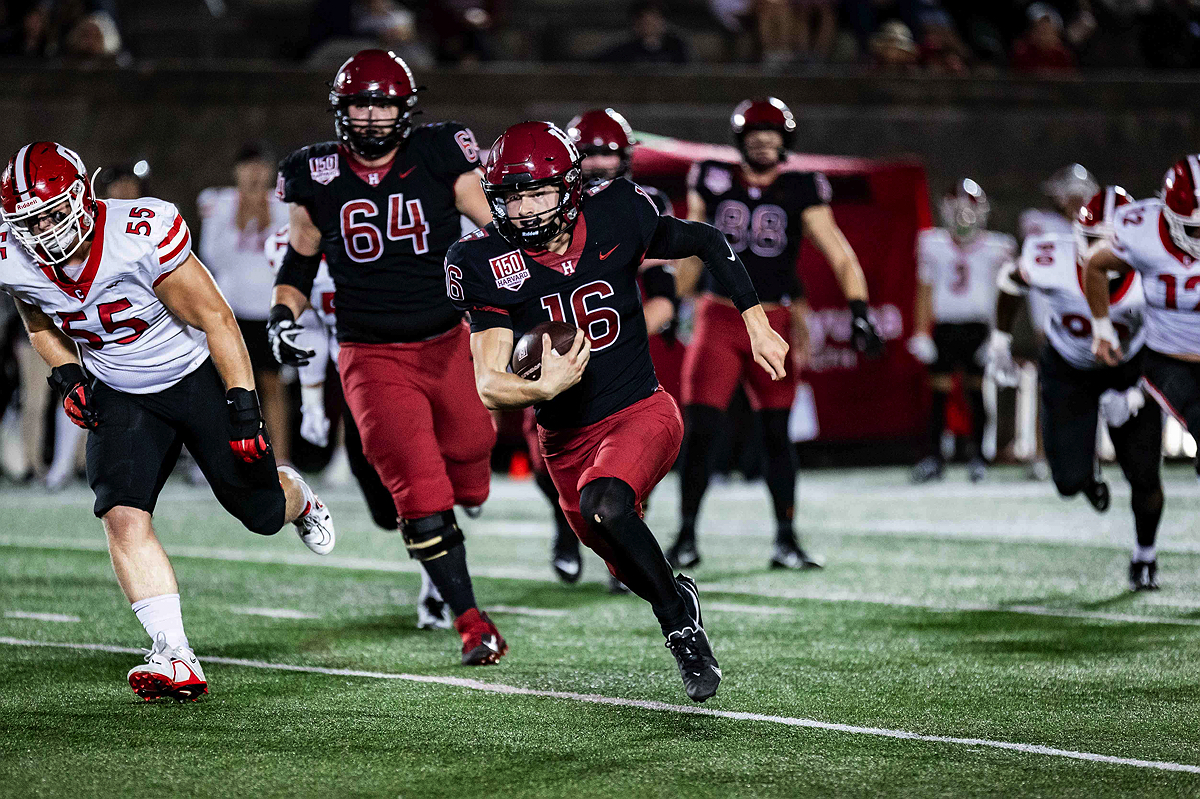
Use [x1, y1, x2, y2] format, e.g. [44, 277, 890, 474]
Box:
[738, 129, 788, 174]
[1163, 206, 1200, 259]
[940, 194, 988, 242]
[579, 151, 628, 190]
[484, 169, 582, 250]
[5, 178, 94, 266]
[332, 94, 417, 160]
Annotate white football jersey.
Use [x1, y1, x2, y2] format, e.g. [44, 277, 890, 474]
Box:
[917, 228, 1015, 324]
[197, 187, 288, 321]
[1019, 208, 1073, 240]
[0, 198, 210, 394]
[1109, 198, 1200, 357]
[1019, 232, 1145, 370]
[265, 226, 338, 374]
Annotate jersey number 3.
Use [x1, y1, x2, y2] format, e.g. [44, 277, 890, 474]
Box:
[340, 195, 429, 262]
[540, 281, 620, 351]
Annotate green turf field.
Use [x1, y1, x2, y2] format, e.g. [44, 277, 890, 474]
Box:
[2, 466, 1200, 798]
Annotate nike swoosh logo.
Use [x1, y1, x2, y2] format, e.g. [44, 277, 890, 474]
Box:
[483, 635, 500, 653]
[397, 166, 416, 179]
[599, 245, 619, 260]
[711, 666, 722, 677]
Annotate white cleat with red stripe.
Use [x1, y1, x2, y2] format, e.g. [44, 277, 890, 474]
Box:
[279, 465, 335, 555]
[127, 633, 208, 702]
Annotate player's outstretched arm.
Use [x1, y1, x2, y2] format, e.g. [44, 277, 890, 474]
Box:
[1084, 245, 1132, 367]
[455, 169, 493, 230]
[669, 190, 708, 299]
[985, 260, 1029, 387]
[268, 203, 322, 366]
[14, 298, 98, 430]
[470, 327, 590, 410]
[14, 297, 78, 369]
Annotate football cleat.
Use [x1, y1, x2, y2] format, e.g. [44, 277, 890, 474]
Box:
[417, 569, 453, 630]
[1084, 478, 1111, 513]
[666, 538, 701, 569]
[1129, 559, 1159, 592]
[454, 608, 508, 666]
[910, 456, 944, 484]
[967, 457, 987, 483]
[666, 575, 720, 703]
[279, 465, 336, 555]
[551, 530, 582, 584]
[770, 541, 823, 570]
[127, 633, 207, 702]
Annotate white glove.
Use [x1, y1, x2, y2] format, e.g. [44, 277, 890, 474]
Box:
[907, 333, 938, 365]
[1099, 387, 1145, 428]
[1091, 316, 1120, 356]
[984, 330, 1019, 388]
[299, 384, 330, 448]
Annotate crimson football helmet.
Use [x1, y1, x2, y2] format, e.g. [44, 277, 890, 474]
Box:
[482, 121, 583, 249]
[0, 142, 96, 266]
[329, 49, 420, 159]
[940, 178, 989, 241]
[567, 108, 636, 187]
[1162, 155, 1200, 259]
[1074, 185, 1133, 262]
[731, 97, 796, 170]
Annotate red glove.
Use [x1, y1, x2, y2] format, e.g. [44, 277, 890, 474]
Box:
[227, 388, 271, 463]
[48, 364, 99, 431]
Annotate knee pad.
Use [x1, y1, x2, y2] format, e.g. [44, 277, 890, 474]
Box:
[399, 510, 465, 561]
[579, 477, 637, 533]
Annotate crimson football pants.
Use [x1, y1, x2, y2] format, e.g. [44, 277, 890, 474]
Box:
[538, 389, 683, 583]
[338, 323, 495, 519]
[681, 295, 796, 410]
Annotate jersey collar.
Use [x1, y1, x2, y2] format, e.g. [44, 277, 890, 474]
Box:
[39, 199, 106, 302]
[522, 214, 588, 275]
[340, 145, 398, 188]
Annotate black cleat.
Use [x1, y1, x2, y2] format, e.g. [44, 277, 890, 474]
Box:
[967, 457, 987, 483]
[911, 456, 944, 484]
[551, 531, 582, 584]
[770, 541, 823, 570]
[1129, 559, 1159, 592]
[666, 574, 720, 702]
[1084, 479, 1111, 513]
[666, 538, 701, 569]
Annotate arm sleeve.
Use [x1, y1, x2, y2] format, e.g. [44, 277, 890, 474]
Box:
[149, 202, 193, 285]
[274, 244, 321, 297]
[445, 245, 512, 333]
[916, 229, 936, 283]
[276, 149, 315, 209]
[645, 215, 760, 312]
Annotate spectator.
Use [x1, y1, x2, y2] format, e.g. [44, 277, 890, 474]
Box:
[594, 1, 688, 65]
[1011, 3, 1077, 72]
[426, 0, 501, 64]
[21, 0, 124, 62]
[869, 19, 920, 69]
[845, 0, 923, 56]
[918, 6, 970, 74]
[95, 161, 149, 200]
[755, 0, 837, 67]
[793, 0, 837, 64]
[305, 0, 434, 68]
[197, 143, 293, 465]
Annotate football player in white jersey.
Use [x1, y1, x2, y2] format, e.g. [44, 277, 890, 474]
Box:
[0, 142, 337, 701]
[265, 225, 453, 630]
[909, 179, 1016, 483]
[991, 186, 1163, 591]
[1019, 163, 1099, 240]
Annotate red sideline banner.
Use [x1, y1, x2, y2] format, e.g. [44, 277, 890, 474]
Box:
[631, 134, 932, 442]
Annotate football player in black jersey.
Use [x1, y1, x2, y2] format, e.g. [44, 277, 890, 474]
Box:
[667, 97, 884, 572]
[269, 49, 506, 666]
[446, 121, 788, 703]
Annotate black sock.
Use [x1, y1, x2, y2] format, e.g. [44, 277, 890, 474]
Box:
[679, 405, 723, 543]
[1131, 484, 1164, 550]
[420, 543, 477, 617]
[928, 390, 948, 459]
[580, 477, 688, 634]
[967, 388, 987, 461]
[761, 409, 797, 544]
[535, 471, 575, 547]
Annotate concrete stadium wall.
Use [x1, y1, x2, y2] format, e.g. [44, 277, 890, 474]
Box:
[2, 63, 1196, 236]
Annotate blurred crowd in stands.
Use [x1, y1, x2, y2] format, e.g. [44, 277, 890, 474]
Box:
[0, 0, 1198, 71]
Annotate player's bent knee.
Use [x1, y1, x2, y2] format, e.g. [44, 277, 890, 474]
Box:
[1052, 473, 1089, 498]
[579, 477, 637, 533]
[400, 510, 465, 561]
[235, 495, 287, 537]
[101, 505, 153, 540]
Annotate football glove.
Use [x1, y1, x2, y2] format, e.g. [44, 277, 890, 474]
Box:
[299, 384, 330, 448]
[1099, 387, 1145, 428]
[267, 305, 316, 367]
[48, 363, 99, 431]
[984, 330, 1019, 388]
[848, 301, 885, 359]
[906, 333, 938, 365]
[226, 387, 271, 463]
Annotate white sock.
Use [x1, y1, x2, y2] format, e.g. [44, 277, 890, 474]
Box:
[1134, 544, 1156, 563]
[132, 593, 190, 651]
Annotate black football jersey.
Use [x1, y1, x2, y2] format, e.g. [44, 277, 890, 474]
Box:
[447, 178, 662, 430]
[278, 122, 481, 343]
[689, 160, 831, 303]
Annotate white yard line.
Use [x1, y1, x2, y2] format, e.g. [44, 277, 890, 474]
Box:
[4, 535, 1200, 628]
[488, 605, 570, 618]
[229, 607, 322, 620]
[4, 611, 80, 623]
[1, 635, 1197, 776]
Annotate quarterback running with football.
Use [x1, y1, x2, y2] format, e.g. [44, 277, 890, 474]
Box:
[0, 142, 335, 702]
[447, 121, 789, 702]
[667, 97, 884, 571]
[269, 49, 505, 664]
[991, 186, 1163, 590]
